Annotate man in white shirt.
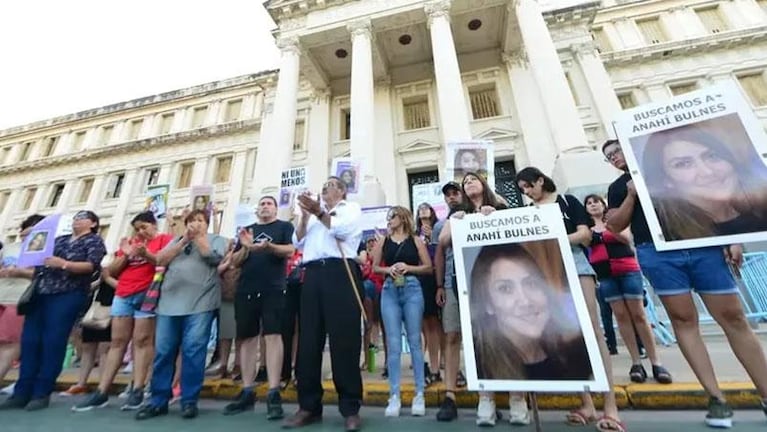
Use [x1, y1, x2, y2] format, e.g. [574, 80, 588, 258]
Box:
[284, 176, 364, 432]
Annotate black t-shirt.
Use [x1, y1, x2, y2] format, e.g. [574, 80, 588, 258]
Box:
[239, 220, 295, 294]
[607, 173, 653, 245]
[556, 194, 589, 235]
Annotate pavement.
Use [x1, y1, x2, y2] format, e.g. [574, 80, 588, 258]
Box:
[2, 334, 767, 411]
[2, 400, 767, 432]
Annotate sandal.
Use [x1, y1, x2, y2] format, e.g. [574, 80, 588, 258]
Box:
[457, 370, 467, 387]
[595, 415, 627, 432]
[629, 364, 647, 383]
[652, 365, 672, 384]
[426, 372, 442, 387]
[566, 409, 597, 426]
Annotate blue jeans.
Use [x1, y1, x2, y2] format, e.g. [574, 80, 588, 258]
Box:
[380, 275, 425, 396]
[149, 311, 215, 408]
[15, 290, 87, 400]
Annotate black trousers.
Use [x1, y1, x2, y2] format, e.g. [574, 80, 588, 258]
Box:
[281, 281, 302, 381]
[296, 258, 363, 417]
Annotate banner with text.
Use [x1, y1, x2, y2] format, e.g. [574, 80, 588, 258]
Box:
[280, 166, 309, 208]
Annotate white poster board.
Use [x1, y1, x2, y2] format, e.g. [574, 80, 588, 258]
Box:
[280, 166, 309, 208]
[411, 182, 448, 221]
[331, 157, 364, 197]
[613, 82, 767, 250]
[446, 140, 495, 187]
[451, 205, 608, 392]
[360, 206, 390, 241]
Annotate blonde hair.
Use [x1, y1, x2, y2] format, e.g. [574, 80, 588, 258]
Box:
[388, 206, 416, 236]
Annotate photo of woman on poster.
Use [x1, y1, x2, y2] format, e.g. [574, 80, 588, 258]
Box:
[26, 232, 48, 252]
[338, 167, 357, 194]
[638, 123, 767, 240]
[469, 241, 593, 381]
[193, 194, 210, 212]
[453, 148, 488, 182]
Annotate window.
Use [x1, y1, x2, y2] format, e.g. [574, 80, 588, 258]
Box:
[192, 106, 208, 128]
[21, 188, 37, 211]
[48, 183, 65, 208]
[738, 73, 767, 106]
[293, 121, 305, 151]
[214, 156, 233, 184]
[592, 28, 612, 53]
[160, 113, 175, 135]
[72, 131, 86, 151]
[105, 173, 125, 199]
[41, 136, 58, 157]
[177, 162, 194, 188]
[669, 82, 698, 96]
[696, 7, 728, 34]
[0, 147, 10, 165]
[469, 86, 500, 119]
[98, 224, 110, 239]
[145, 167, 160, 186]
[18, 142, 34, 162]
[127, 119, 143, 140]
[637, 17, 668, 44]
[0, 191, 10, 213]
[78, 178, 94, 203]
[403, 97, 431, 130]
[224, 99, 243, 122]
[340, 109, 351, 140]
[618, 92, 638, 109]
[100, 125, 114, 145]
[565, 72, 581, 106]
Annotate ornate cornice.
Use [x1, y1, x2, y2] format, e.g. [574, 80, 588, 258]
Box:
[347, 19, 372, 39]
[276, 37, 302, 56]
[502, 50, 529, 68]
[425, 0, 452, 27]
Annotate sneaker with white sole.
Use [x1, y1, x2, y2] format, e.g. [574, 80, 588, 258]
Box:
[385, 394, 401, 417]
[0, 382, 15, 395]
[411, 393, 426, 416]
[118, 382, 133, 400]
[508, 395, 531, 426]
[476, 395, 497, 426]
[704, 397, 733, 429]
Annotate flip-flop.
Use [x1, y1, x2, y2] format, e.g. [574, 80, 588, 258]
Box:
[595, 415, 627, 432]
[566, 410, 597, 426]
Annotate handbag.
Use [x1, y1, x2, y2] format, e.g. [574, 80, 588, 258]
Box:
[81, 288, 111, 329]
[16, 276, 40, 316]
[140, 266, 166, 313]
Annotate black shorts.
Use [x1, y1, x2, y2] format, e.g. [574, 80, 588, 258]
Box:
[82, 325, 111, 343]
[418, 274, 439, 318]
[235, 290, 286, 339]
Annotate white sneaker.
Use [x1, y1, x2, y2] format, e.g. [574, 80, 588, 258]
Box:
[411, 393, 426, 416]
[508, 395, 531, 425]
[0, 382, 15, 395]
[476, 395, 497, 426]
[385, 394, 401, 417]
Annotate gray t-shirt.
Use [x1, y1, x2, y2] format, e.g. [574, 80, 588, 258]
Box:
[157, 234, 227, 316]
[431, 220, 454, 289]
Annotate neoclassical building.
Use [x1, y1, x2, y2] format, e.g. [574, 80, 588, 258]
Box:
[1, 0, 766, 248]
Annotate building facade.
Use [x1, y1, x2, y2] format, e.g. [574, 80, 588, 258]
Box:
[1, 0, 766, 249]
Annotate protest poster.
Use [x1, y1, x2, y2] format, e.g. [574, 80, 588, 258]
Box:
[331, 158, 363, 195]
[360, 206, 390, 241]
[613, 81, 767, 251]
[446, 141, 495, 186]
[451, 204, 607, 392]
[16, 214, 62, 268]
[411, 182, 448, 220]
[190, 185, 214, 213]
[280, 166, 309, 208]
[234, 204, 257, 237]
[146, 184, 170, 220]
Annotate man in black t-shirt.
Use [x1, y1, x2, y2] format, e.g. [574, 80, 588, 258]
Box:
[224, 196, 295, 419]
[602, 140, 767, 428]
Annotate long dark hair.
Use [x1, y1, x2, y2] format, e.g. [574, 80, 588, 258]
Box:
[583, 194, 607, 227]
[643, 126, 767, 240]
[415, 203, 438, 235]
[470, 242, 589, 380]
[461, 172, 503, 213]
[515, 167, 557, 194]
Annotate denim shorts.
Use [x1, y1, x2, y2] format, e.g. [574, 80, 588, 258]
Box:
[635, 243, 737, 297]
[599, 271, 645, 303]
[111, 291, 155, 319]
[363, 280, 377, 301]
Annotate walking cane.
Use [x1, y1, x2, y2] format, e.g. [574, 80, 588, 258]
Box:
[336, 239, 368, 324]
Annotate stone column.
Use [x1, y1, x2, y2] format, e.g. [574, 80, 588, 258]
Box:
[104, 169, 139, 249]
[55, 179, 78, 213]
[252, 38, 301, 195]
[190, 157, 210, 187]
[572, 43, 623, 139]
[221, 150, 248, 236]
[425, 0, 472, 142]
[86, 176, 107, 210]
[0, 189, 22, 233]
[306, 90, 332, 192]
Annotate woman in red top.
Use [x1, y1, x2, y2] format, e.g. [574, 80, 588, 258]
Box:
[358, 237, 384, 371]
[74, 211, 175, 412]
[584, 195, 672, 385]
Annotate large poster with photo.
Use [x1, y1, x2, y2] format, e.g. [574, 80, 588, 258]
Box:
[331, 157, 363, 196]
[411, 182, 448, 220]
[280, 166, 309, 208]
[614, 82, 767, 251]
[360, 206, 390, 241]
[446, 141, 495, 186]
[451, 205, 607, 392]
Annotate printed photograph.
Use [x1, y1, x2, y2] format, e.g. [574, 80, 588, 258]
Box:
[26, 231, 48, 252]
[336, 162, 358, 194]
[192, 194, 211, 212]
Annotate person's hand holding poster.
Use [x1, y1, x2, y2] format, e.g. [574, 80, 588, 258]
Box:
[451, 205, 607, 393]
[613, 81, 767, 250]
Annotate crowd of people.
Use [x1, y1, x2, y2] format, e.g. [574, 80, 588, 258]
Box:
[0, 140, 765, 431]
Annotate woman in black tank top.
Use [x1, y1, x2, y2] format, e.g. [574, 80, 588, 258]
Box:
[371, 206, 432, 417]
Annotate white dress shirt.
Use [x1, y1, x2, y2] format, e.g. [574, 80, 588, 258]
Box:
[292, 200, 363, 263]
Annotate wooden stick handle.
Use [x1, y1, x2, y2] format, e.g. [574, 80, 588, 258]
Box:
[337, 239, 368, 323]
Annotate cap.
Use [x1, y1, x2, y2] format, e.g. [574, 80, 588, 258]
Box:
[441, 181, 461, 194]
